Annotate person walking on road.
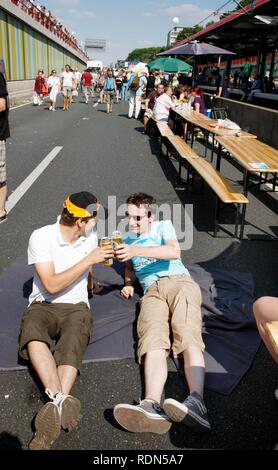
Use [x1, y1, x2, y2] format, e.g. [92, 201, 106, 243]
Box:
[81, 68, 93, 104]
[61, 64, 74, 111]
[104, 70, 116, 114]
[33, 69, 45, 106]
[47, 69, 60, 111]
[0, 71, 10, 224]
[18, 191, 114, 450]
[113, 192, 210, 435]
[128, 72, 147, 119]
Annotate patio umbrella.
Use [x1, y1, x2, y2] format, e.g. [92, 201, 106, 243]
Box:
[157, 40, 236, 85]
[129, 62, 148, 73]
[158, 41, 236, 57]
[147, 57, 192, 73]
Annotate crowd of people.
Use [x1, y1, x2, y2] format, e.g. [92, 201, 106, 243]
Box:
[32, 65, 210, 125]
[10, 0, 87, 57]
[195, 59, 277, 103]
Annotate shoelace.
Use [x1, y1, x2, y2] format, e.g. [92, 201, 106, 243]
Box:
[45, 388, 68, 415]
[185, 395, 207, 414]
[139, 399, 170, 420]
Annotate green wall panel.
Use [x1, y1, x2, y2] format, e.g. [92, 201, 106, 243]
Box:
[0, 8, 86, 81]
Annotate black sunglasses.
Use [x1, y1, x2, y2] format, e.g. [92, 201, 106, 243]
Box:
[125, 211, 149, 222]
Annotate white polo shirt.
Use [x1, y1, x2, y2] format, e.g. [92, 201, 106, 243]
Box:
[61, 71, 73, 88]
[28, 217, 98, 306]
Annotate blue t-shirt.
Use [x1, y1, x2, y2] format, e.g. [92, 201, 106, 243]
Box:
[106, 77, 115, 91]
[124, 220, 189, 293]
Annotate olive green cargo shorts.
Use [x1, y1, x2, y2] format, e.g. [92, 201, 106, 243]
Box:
[19, 301, 93, 371]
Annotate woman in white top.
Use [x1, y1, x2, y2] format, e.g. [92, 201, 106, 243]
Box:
[47, 70, 60, 111]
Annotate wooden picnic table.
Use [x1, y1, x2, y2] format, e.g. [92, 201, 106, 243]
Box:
[215, 136, 278, 238]
[174, 108, 256, 137]
[215, 136, 278, 174]
[173, 108, 257, 159]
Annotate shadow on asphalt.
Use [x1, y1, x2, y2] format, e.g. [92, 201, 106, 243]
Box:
[0, 432, 23, 450]
[116, 113, 132, 119]
[103, 408, 125, 431]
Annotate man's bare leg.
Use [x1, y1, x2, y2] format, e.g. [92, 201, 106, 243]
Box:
[27, 341, 62, 450]
[163, 346, 210, 432]
[0, 182, 7, 218]
[28, 341, 62, 394]
[57, 365, 78, 395]
[144, 349, 168, 402]
[143, 116, 149, 132]
[113, 349, 171, 434]
[182, 345, 205, 397]
[253, 296, 278, 364]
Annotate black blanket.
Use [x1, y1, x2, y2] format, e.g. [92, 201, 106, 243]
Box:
[0, 256, 260, 395]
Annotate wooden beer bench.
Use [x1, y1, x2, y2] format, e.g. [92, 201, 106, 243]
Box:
[156, 121, 175, 155]
[160, 133, 249, 238]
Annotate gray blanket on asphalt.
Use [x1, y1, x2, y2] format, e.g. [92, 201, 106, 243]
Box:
[0, 255, 260, 395]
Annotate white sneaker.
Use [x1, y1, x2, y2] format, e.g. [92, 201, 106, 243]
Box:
[49, 106, 52, 110]
[45, 388, 81, 431]
[52, 108, 55, 111]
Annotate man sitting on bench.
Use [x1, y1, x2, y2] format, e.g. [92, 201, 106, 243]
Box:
[143, 83, 164, 134]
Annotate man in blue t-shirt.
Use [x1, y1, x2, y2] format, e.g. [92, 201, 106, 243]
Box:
[113, 192, 210, 434]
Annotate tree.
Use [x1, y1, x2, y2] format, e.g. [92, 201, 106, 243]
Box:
[126, 47, 167, 63]
[175, 25, 203, 43]
[220, 0, 252, 19]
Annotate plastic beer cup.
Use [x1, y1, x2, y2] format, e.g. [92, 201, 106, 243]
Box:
[111, 230, 123, 247]
[100, 237, 113, 266]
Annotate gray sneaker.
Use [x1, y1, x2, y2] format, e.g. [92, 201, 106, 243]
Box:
[163, 392, 211, 433]
[113, 398, 172, 434]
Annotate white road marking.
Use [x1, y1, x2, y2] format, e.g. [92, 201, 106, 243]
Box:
[10, 97, 48, 110]
[10, 102, 32, 110]
[6, 146, 63, 213]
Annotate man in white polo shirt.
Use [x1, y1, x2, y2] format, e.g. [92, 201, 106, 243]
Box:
[19, 191, 114, 450]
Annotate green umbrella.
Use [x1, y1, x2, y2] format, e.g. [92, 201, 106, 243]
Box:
[147, 57, 192, 73]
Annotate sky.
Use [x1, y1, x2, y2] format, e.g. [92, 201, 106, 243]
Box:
[41, 0, 232, 65]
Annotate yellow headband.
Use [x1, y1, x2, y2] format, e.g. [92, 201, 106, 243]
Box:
[64, 197, 92, 218]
